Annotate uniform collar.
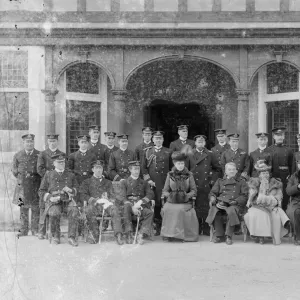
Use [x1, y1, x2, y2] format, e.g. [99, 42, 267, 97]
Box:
[25, 150, 33, 155]
[55, 168, 64, 173]
[144, 141, 152, 145]
[196, 148, 204, 153]
[79, 149, 87, 153]
[91, 139, 98, 144]
[107, 145, 115, 149]
[130, 175, 139, 180]
[179, 137, 187, 141]
[93, 175, 103, 180]
[219, 142, 226, 147]
[120, 147, 127, 152]
[258, 146, 266, 151]
[231, 148, 238, 152]
[154, 146, 162, 150]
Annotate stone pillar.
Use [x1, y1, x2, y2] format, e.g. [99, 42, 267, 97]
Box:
[42, 89, 58, 135]
[236, 89, 250, 151]
[112, 89, 127, 134]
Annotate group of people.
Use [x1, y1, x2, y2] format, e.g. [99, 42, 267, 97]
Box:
[11, 124, 300, 247]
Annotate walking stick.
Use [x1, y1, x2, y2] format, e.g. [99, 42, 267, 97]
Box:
[99, 208, 106, 245]
[28, 207, 32, 235]
[133, 211, 141, 244]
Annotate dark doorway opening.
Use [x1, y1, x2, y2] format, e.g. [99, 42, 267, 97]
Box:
[145, 100, 216, 149]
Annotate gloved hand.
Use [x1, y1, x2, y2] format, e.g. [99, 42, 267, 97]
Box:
[96, 198, 109, 205]
[151, 200, 155, 207]
[134, 200, 143, 209]
[103, 202, 113, 210]
[209, 196, 216, 207]
[148, 180, 156, 187]
[50, 196, 60, 203]
[62, 186, 72, 193]
[132, 206, 141, 216]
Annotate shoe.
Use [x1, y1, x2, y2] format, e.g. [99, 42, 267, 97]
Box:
[225, 236, 233, 245]
[254, 237, 259, 243]
[125, 232, 134, 244]
[37, 233, 45, 240]
[213, 236, 225, 243]
[116, 233, 124, 245]
[51, 238, 60, 245]
[154, 228, 161, 236]
[137, 233, 144, 245]
[294, 239, 300, 246]
[259, 237, 265, 245]
[68, 237, 78, 247]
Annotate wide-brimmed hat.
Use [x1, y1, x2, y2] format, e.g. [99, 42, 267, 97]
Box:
[171, 151, 187, 162]
[254, 159, 271, 172]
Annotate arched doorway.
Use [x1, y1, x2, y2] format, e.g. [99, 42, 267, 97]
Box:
[125, 58, 237, 148]
[55, 61, 112, 154]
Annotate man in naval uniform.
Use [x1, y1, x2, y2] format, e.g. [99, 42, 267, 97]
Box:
[248, 132, 272, 178]
[119, 161, 154, 245]
[292, 134, 300, 173]
[220, 133, 249, 180]
[37, 133, 65, 239]
[39, 154, 80, 246]
[87, 125, 106, 161]
[211, 129, 230, 180]
[68, 135, 97, 186]
[169, 125, 194, 152]
[103, 131, 118, 177]
[190, 135, 221, 235]
[268, 127, 294, 211]
[12, 134, 41, 237]
[108, 134, 136, 181]
[135, 127, 154, 163]
[79, 160, 123, 245]
[142, 131, 172, 235]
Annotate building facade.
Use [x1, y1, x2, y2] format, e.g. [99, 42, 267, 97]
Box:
[1, 0, 300, 226]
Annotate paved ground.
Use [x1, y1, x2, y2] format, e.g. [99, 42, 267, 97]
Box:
[1, 232, 300, 300]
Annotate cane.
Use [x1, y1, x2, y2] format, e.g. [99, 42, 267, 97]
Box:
[28, 207, 32, 235]
[99, 207, 106, 245]
[133, 211, 141, 245]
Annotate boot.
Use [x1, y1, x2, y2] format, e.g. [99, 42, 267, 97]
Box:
[259, 237, 265, 245]
[51, 238, 60, 245]
[213, 236, 225, 243]
[116, 233, 124, 245]
[37, 233, 45, 240]
[125, 232, 134, 244]
[137, 233, 144, 245]
[68, 237, 78, 247]
[225, 236, 233, 245]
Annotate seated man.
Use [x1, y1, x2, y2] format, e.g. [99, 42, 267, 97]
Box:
[244, 160, 289, 245]
[206, 162, 248, 245]
[79, 160, 123, 245]
[119, 161, 154, 245]
[38, 154, 80, 247]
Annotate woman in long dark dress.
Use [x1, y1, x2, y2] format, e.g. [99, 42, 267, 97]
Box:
[161, 151, 199, 242]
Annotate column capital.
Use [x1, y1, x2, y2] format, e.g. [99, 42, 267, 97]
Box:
[112, 89, 128, 102]
[42, 89, 59, 102]
[236, 89, 250, 101]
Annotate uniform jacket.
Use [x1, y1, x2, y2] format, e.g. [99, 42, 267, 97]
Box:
[103, 145, 118, 172]
[292, 151, 300, 174]
[220, 148, 250, 177]
[135, 141, 154, 162]
[12, 149, 41, 207]
[286, 172, 300, 224]
[248, 148, 272, 178]
[119, 176, 154, 206]
[87, 140, 106, 161]
[79, 176, 115, 206]
[37, 148, 65, 178]
[108, 148, 136, 181]
[169, 138, 194, 152]
[267, 144, 293, 178]
[142, 146, 172, 204]
[190, 148, 220, 189]
[67, 150, 97, 185]
[248, 177, 282, 208]
[162, 167, 197, 204]
[211, 143, 230, 181]
[38, 169, 79, 204]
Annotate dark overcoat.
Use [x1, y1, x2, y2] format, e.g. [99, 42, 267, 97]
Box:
[211, 143, 230, 180]
[248, 148, 272, 178]
[12, 149, 41, 208]
[292, 151, 300, 174]
[286, 171, 300, 226]
[169, 138, 194, 152]
[135, 141, 154, 163]
[87, 140, 106, 161]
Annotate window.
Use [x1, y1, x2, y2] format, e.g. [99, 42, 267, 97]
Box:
[267, 63, 299, 94]
[0, 51, 28, 88]
[66, 63, 99, 94]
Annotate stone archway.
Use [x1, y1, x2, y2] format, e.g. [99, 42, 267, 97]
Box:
[125, 58, 237, 148]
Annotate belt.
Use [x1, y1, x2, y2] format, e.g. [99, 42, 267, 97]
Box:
[278, 166, 289, 171]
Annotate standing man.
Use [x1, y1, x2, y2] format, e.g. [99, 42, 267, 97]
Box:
[248, 133, 272, 178]
[268, 127, 294, 211]
[79, 160, 123, 245]
[142, 131, 172, 235]
[103, 131, 118, 176]
[169, 125, 194, 151]
[88, 125, 106, 161]
[37, 133, 65, 239]
[108, 134, 136, 181]
[12, 134, 41, 237]
[39, 154, 80, 246]
[68, 135, 97, 186]
[135, 127, 154, 163]
[190, 135, 220, 235]
[120, 161, 154, 245]
[211, 129, 230, 180]
[292, 134, 300, 173]
[220, 133, 249, 180]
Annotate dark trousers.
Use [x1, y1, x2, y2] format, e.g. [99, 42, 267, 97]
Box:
[48, 203, 79, 239]
[123, 203, 154, 236]
[293, 208, 300, 240]
[20, 206, 39, 234]
[213, 211, 235, 238]
[85, 205, 122, 242]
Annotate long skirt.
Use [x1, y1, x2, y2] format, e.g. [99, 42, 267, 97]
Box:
[244, 206, 289, 245]
[161, 202, 199, 242]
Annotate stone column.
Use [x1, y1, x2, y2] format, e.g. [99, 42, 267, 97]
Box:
[42, 89, 58, 135]
[236, 89, 250, 151]
[112, 89, 127, 134]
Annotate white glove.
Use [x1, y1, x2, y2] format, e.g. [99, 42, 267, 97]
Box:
[132, 206, 141, 216]
[50, 196, 60, 203]
[101, 192, 108, 199]
[96, 198, 109, 205]
[103, 202, 113, 210]
[148, 180, 156, 187]
[151, 200, 155, 207]
[62, 186, 72, 193]
[134, 200, 143, 209]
